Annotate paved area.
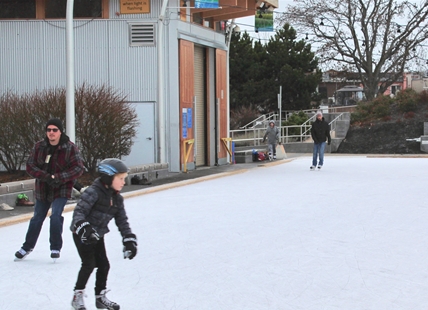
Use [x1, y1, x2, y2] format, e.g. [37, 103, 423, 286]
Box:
[0, 154, 303, 225]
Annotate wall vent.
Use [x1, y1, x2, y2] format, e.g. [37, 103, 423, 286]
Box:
[129, 23, 155, 47]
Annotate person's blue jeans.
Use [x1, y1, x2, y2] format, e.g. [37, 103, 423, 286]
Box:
[312, 142, 326, 167]
[268, 143, 276, 157]
[22, 197, 67, 252]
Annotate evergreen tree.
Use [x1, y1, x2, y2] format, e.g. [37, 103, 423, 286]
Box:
[229, 24, 322, 113]
[229, 32, 259, 110]
[262, 24, 322, 111]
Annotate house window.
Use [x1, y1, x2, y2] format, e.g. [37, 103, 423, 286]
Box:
[0, 0, 35, 19]
[391, 85, 401, 95]
[0, 0, 107, 19]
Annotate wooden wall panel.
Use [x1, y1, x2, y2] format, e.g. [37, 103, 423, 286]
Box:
[215, 49, 228, 159]
[179, 40, 195, 167]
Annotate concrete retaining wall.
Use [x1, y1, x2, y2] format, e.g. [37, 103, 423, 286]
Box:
[0, 179, 35, 208]
[0, 163, 169, 207]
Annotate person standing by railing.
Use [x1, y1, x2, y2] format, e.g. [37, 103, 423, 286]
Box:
[262, 120, 279, 160]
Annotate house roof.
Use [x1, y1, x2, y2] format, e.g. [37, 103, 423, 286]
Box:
[336, 85, 363, 92]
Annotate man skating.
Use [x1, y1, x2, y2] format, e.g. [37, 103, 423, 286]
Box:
[310, 111, 331, 170]
[15, 118, 84, 261]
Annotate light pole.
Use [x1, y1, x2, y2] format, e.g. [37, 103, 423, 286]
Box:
[66, 0, 75, 142]
[226, 20, 240, 161]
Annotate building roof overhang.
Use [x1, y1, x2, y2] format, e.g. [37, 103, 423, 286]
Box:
[182, 0, 278, 22]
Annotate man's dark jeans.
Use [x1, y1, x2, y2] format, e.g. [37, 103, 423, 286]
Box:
[22, 197, 67, 251]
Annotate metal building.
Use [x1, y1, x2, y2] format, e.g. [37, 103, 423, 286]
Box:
[0, 0, 275, 172]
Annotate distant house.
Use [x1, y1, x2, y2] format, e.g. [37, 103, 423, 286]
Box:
[319, 69, 427, 105]
[405, 72, 428, 94]
[335, 85, 364, 106]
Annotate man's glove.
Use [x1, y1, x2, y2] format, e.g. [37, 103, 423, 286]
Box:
[123, 234, 137, 260]
[46, 177, 61, 188]
[75, 220, 100, 245]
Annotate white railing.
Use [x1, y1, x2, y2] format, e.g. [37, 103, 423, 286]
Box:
[231, 111, 347, 147]
[239, 112, 277, 129]
[329, 112, 347, 134]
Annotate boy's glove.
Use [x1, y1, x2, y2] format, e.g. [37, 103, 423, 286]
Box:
[75, 220, 100, 245]
[123, 234, 137, 260]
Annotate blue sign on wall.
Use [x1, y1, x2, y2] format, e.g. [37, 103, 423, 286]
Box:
[182, 108, 187, 138]
[187, 108, 192, 128]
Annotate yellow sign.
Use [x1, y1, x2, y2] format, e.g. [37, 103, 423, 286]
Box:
[120, 0, 150, 14]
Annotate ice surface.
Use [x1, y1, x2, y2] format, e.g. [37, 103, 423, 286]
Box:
[1, 156, 427, 309]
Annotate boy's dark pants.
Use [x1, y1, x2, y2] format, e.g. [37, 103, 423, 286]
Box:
[73, 234, 110, 295]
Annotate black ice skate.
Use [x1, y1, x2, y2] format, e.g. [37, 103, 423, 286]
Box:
[51, 250, 60, 262]
[96, 289, 120, 310]
[71, 289, 86, 310]
[14, 248, 31, 261]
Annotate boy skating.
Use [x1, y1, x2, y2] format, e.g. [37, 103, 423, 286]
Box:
[70, 158, 137, 310]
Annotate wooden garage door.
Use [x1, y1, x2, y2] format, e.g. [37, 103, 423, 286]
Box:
[194, 45, 206, 166]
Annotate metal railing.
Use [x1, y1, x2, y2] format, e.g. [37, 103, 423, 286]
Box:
[328, 112, 348, 137]
[280, 113, 316, 143]
[231, 110, 348, 147]
[239, 112, 277, 129]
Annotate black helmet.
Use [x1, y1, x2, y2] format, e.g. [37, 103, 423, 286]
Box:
[98, 158, 129, 185]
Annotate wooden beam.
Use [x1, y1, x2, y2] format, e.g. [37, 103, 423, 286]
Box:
[197, 0, 250, 18]
[211, 10, 255, 21]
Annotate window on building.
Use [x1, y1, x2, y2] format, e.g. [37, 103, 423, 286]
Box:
[45, 0, 102, 18]
[0, 0, 36, 19]
[0, 0, 106, 19]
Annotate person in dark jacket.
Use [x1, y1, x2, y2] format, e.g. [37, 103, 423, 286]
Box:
[14, 118, 84, 260]
[70, 158, 137, 310]
[310, 111, 331, 170]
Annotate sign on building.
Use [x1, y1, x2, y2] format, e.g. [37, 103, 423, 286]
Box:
[120, 0, 150, 14]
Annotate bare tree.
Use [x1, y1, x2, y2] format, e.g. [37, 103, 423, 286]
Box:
[278, 0, 428, 100]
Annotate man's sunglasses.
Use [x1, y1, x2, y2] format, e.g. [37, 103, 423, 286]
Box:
[46, 128, 59, 132]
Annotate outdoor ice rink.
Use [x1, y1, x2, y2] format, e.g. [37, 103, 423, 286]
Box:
[0, 155, 427, 310]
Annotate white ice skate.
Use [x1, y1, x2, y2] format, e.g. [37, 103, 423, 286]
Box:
[71, 289, 86, 310]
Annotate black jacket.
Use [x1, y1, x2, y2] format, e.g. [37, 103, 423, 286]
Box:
[70, 178, 133, 237]
[311, 118, 331, 144]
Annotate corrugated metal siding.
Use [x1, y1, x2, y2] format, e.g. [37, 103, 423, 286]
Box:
[0, 20, 157, 102]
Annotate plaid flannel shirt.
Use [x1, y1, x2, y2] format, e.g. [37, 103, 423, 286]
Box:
[26, 136, 84, 201]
